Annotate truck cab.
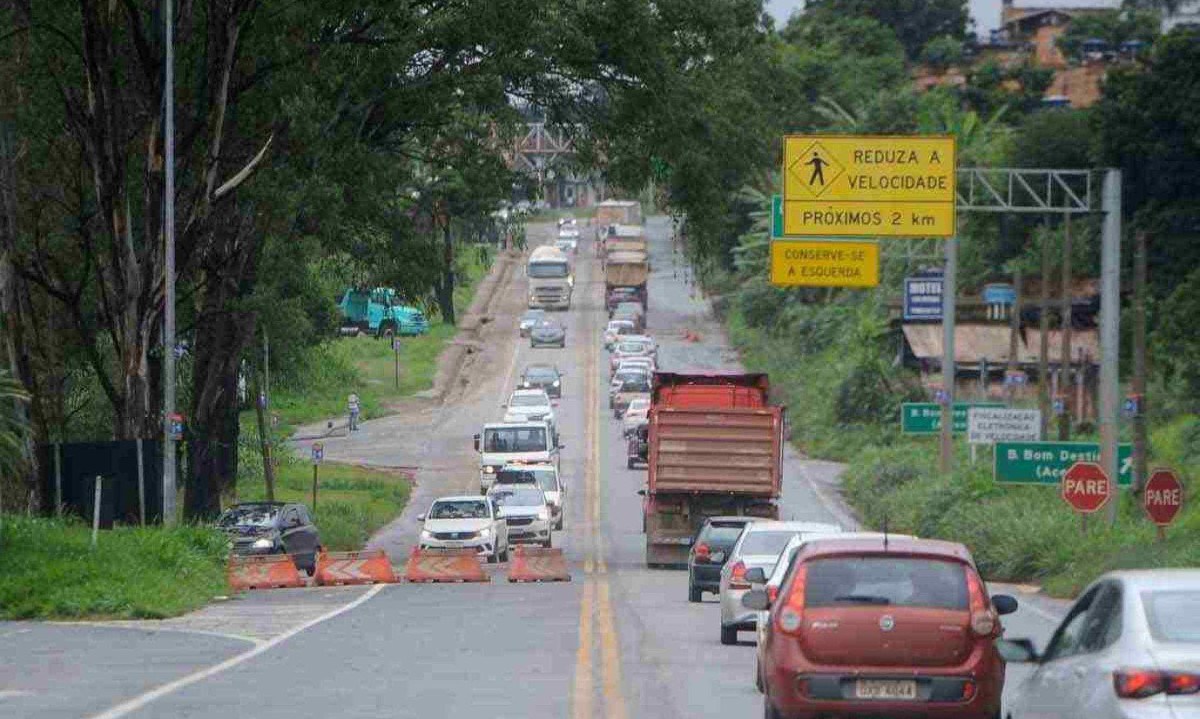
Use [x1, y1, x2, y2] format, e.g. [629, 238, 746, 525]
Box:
[527, 246, 573, 310]
[474, 421, 562, 494]
[338, 288, 429, 338]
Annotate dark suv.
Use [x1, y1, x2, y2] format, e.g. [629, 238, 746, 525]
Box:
[687, 516, 759, 603]
[218, 502, 322, 575]
[753, 536, 1018, 719]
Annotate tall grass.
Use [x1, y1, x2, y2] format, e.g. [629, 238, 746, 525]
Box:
[0, 516, 228, 619]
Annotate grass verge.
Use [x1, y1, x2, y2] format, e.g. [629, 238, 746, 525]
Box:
[0, 516, 228, 620]
[238, 446, 411, 551]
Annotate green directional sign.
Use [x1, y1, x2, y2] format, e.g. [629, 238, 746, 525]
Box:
[994, 441, 1133, 486]
[901, 402, 1004, 435]
[772, 194, 784, 238]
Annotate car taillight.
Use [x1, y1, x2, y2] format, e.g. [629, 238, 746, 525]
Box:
[776, 565, 808, 636]
[695, 543, 710, 561]
[1115, 669, 1200, 698]
[729, 561, 749, 589]
[965, 569, 997, 637]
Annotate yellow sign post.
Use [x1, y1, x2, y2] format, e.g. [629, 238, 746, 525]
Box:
[769, 240, 880, 288]
[782, 135, 956, 237]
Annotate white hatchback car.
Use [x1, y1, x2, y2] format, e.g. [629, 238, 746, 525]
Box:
[503, 389, 557, 439]
[418, 496, 509, 563]
[488, 485, 554, 548]
[622, 397, 651, 436]
[604, 320, 636, 349]
[718, 521, 842, 645]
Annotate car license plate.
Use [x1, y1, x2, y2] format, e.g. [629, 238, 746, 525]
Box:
[442, 541, 464, 547]
[854, 680, 917, 700]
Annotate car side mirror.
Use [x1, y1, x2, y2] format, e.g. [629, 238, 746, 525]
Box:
[992, 593, 1019, 616]
[558, 443, 566, 449]
[995, 638, 1040, 663]
[742, 589, 770, 611]
[745, 567, 768, 584]
[637, 489, 646, 496]
[417, 513, 426, 522]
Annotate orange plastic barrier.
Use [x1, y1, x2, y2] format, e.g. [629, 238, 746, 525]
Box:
[404, 547, 489, 583]
[507, 546, 571, 583]
[227, 554, 305, 590]
[314, 549, 398, 586]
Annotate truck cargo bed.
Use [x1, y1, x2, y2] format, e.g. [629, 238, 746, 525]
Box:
[648, 407, 782, 496]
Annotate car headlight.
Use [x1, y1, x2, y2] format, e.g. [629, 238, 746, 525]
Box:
[252, 537, 274, 549]
[483, 466, 495, 474]
[420, 529, 434, 540]
[552, 380, 560, 387]
[523, 381, 531, 387]
[479, 527, 492, 538]
[537, 508, 550, 521]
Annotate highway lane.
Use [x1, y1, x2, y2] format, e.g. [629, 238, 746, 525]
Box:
[4, 216, 1067, 719]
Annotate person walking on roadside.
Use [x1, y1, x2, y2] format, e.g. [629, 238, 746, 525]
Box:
[348, 392, 361, 432]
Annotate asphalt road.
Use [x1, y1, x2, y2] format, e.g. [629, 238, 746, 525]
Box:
[1, 216, 1068, 718]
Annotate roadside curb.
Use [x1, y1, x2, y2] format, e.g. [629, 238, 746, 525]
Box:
[427, 251, 520, 401]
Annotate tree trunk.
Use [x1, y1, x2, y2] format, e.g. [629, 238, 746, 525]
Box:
[437, 220, 456, 326]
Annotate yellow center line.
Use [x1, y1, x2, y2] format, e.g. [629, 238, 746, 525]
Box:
[572, 579, 595, 719]
[596, 581, 628, 719]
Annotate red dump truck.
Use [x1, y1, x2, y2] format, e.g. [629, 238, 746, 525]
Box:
[640, 372, 783, 567]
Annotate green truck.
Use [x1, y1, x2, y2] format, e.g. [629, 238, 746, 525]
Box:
[338, 288, 429, 338]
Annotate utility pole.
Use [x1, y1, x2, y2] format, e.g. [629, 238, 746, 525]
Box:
[939, 234, 958, 475]
[1038, 221, 1052, 438]
[1132, 230, 1149, 493]
[1059, 214, 1073, 440]
[161, 0, 178, 525]
[1007, 267, 1022, 404]
[1100, 169, 1122, 526]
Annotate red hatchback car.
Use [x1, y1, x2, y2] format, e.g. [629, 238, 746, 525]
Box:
[753, 536, 1018, 719]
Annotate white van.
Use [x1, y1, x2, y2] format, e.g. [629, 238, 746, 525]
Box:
[474, 421, 562, 493]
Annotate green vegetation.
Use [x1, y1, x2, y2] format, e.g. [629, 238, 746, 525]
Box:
[237, 448, 411, 552]
[0, 516, 228, 620]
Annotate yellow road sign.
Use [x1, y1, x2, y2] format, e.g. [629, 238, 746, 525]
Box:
[783, 135, 956, 237]
[769, 240, 880, 288]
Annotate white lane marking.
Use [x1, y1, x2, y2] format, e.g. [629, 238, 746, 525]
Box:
[47, 621, 263, 648]
[86, 584, 386, 719]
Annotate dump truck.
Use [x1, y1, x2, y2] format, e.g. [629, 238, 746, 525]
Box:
[338, 288, 429, 338]
[605, 250, 649, 311]
[640, 372, 782, 568]
[595, 200, 642, 228]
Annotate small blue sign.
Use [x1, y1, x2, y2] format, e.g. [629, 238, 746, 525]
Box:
[1053, 397, 1066, 415]
[934, 387, 950, 405]
[904, 274, 944, 321]
[1123, 395, 1142, 418]
[982, 283, 1017, 306]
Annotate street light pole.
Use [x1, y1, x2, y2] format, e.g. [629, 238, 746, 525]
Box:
[162, 0, 178, 525]
[1099, 169, 1122, 526]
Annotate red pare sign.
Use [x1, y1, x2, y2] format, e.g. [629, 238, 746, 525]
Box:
[1061, 461, 1111, 514]
[1143, 469, 1184, 527]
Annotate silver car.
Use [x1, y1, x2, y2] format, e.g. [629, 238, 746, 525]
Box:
[718, 520, 842, 645]
[418, 496, 509, 563]
[487, 485, 554, 548]
[1001, 569, 1200, 719]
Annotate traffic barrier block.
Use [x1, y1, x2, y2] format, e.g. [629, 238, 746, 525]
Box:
[404, 547, 489, 583]
[507, 546, 571, 583]
[227, 554, 306, 591]
[315, 549, 398, 586]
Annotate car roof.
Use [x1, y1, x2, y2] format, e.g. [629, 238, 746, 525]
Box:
[742, 521, 844, 535]
[227, 501, 288, 510]
[510, 388, 550, 398]
[523, 363, 558, 372]
[1100, 569, 1200, 591]
[625, 335, 654, 343]
[795, 535, 972, 564]
[704, 516, 762, 526]
[432, 495, 490, 503]
[500, 462, 556, 471]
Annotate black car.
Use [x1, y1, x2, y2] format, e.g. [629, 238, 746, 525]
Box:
[520, 363, 564, 398]
[530, 319, 566, 348]
[687, 516, 759, 603]
[218, 502, 322, 575]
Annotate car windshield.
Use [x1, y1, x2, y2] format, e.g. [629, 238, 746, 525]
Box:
[509, 394, 548, 407]
[739, 531, 798, 557]
[535, 320, 561, 331]
[525, 367, 558, 381]
[804, 557, 968, 610]
[496, 468, 557, 491]
[483, 426, 549, 452]
[616, 342, 644, 354]
[613, 369, 647, 382]
[607, 322, 633, 333]
[217, 505, 280, 528]
[521, 311, 544, 322]
[491, 488, 545, 507]
[429, 500, 489, 519]
[701, 523, 747, 550]
[620, 379, 650, 393]
[528, 261, 569, 278]
[1143, 590, 1200, 642]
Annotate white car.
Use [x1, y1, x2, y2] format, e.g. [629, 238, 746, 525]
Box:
[622, 397, 651, 436]
[610, 339, 655, 371]
[493, 463, 566, 531]
[604, 320, 636, 349]
[503, 389, 557, 439]
[1001, 569, 1200, 719]
[718, 521, 842, 645]
[488, 485, 554, 548]
[555, 239, 577, 254]
[418, 496, 509, 563]
[613, 356, 655, 379]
